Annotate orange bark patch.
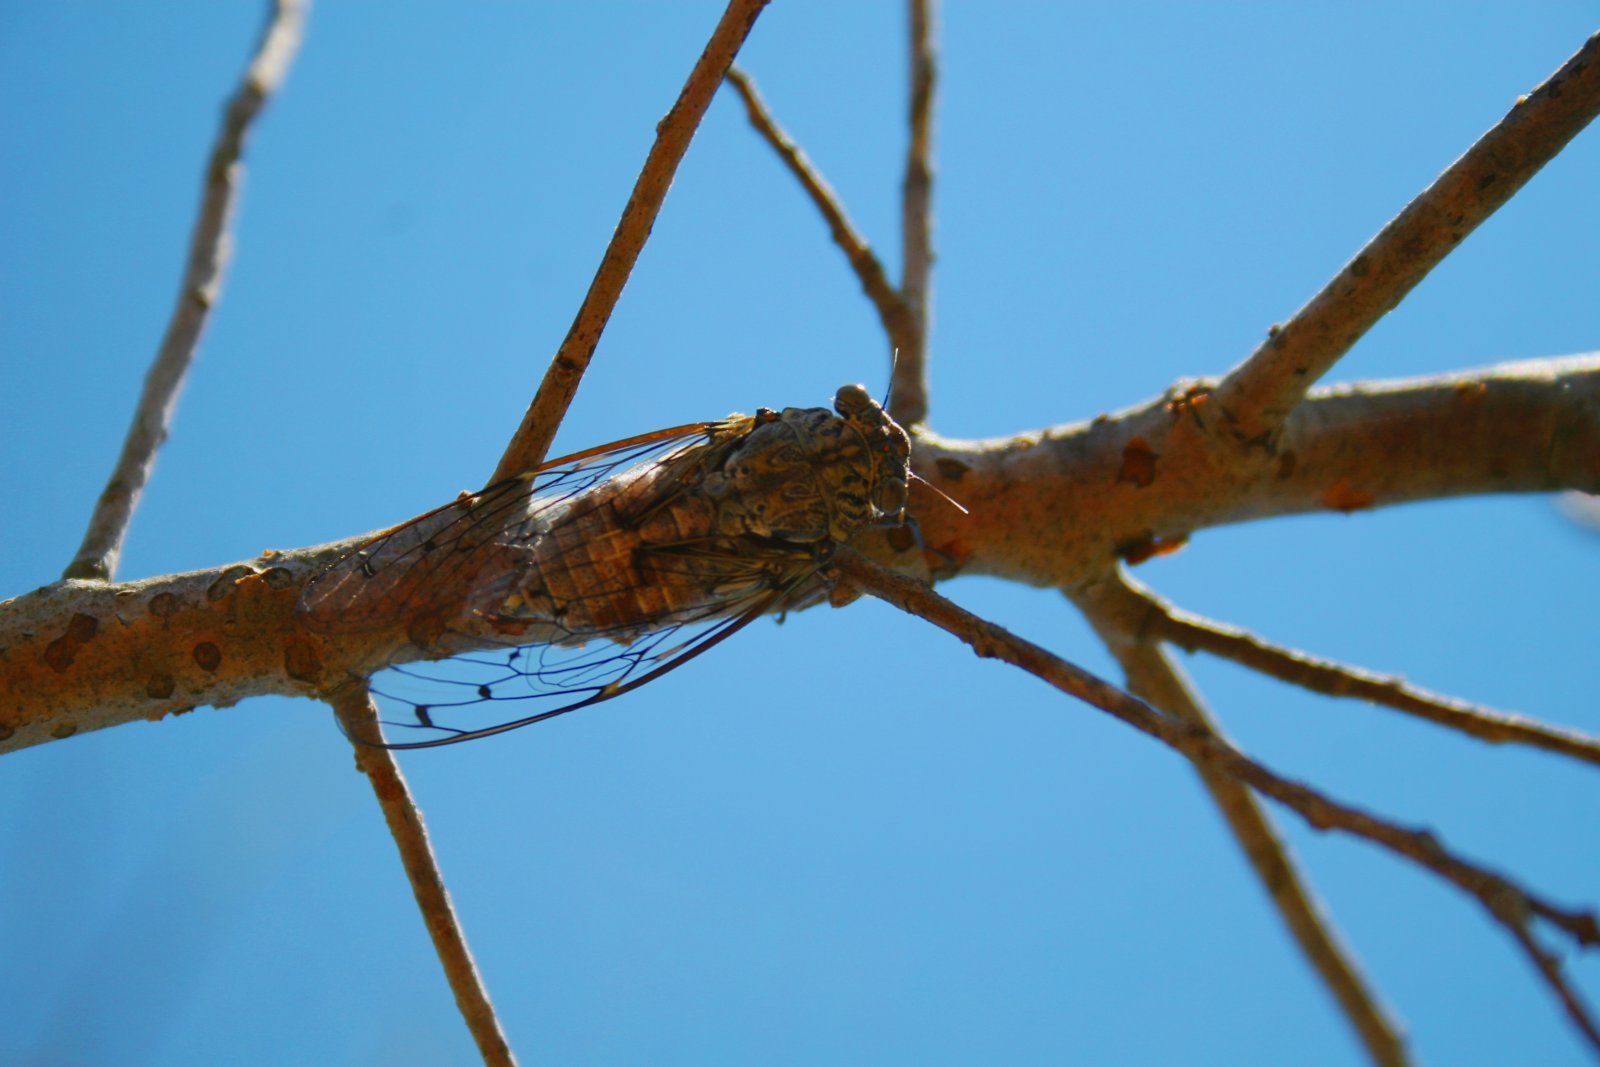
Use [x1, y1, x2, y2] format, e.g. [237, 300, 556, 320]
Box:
[1165, 384, 1211, 422]
[282, 640, 324, 684]
[1116, 533, 1189, 565]
[1118, 437, 1159, 487]
[1322, 478, 1375, 513]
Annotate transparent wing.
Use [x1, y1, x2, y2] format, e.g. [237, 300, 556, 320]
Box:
[298, 421, 726, 633]
[370, 563, 820, 748]
[297, 415, 833, 747]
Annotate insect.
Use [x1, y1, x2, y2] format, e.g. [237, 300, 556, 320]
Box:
[299, 384, 912, 747]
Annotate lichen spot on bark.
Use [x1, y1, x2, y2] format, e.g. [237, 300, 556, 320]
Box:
[192, 641, 223, 672]
[43, 613, 100, 672]
[148, 592, 182, 618]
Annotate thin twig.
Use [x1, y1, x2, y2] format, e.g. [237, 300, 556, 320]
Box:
[1210, 30, 1600, 448]
[1109, 574, 1600, 769]
[1509, 918, 1600, 1051]
[830, 548, 1600, 1053]
[332, 686, 518, 1067]
[63, 0, 308, 582]
[893, 0, 936, 427]
[723, 67, 920, 365]
[491, 0, 770, 484]
[1074, 577, 1409, 1067]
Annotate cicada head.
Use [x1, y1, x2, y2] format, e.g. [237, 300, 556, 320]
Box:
[831, 383, 911, 532]
[709, 383, 912, 545]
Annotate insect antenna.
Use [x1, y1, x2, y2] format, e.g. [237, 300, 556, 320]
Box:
[909, 469, 968, 515]
[883, 348, 899, 411]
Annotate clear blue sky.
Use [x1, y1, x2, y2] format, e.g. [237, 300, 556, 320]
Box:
[2, 4, 1597, 1065]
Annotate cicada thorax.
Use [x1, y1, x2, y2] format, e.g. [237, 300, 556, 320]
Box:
[704, 384, 913, 544]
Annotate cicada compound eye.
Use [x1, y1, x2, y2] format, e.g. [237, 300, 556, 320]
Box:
[874, 475, 909, 518]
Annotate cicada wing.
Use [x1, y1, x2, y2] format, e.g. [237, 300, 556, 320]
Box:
[298, 421, 726, 634]
[365, 552, 823, 748]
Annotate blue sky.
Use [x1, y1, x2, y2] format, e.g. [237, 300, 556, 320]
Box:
[2, 4, 1597, 1065]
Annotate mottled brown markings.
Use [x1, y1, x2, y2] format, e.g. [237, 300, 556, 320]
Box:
[935, 457, 969, 482]
[49, 722, 78, 739]
[146, 674, 177, 699]
[262, 566, 294, 589]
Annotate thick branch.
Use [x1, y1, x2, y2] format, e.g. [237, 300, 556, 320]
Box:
[833, 549, 1600, 1052]
[64, 0, 307, 581]
[491, 0, 770, 484]
[1210, 31, 1600, 447]
[4, 355, 1594, 755]
[1074, 574, 1409, 1067]
[909, 355, 1600, 589]
[333, 687, 516, 1067]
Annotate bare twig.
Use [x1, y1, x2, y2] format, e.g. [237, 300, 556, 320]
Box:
[492, 0, 770, 484]
[1210, 31, 1600, 448]
[332, 686, 518, 1067]
[1074, 576, 1408, 1067]
[831, 549, 1600, 1052]
[1509, 918, 1600, 1051]
[723, 68, 920, 365]
[64, 0, 308, 582]
[893, 0, 936, 427]
[1108, 575, 1600, 769]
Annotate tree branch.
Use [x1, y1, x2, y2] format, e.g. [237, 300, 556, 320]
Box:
[909, 355, 1600, 588]
[1210, 31, 1600, 448]
[5, 355, 1594, 755]
[723, 67, 920, 369]
[1073, 573, 1409, 1067]
[1100, 573, 1600, 769]
[832, 548, 1600, 1053]
[333, 686, 517, 1067]
[491, 0, 770, 484]
[64, 0, 308, 582]
[893, 0, 936, 427]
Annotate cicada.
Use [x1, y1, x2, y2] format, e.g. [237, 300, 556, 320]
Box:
[299, 384, 911, 747]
